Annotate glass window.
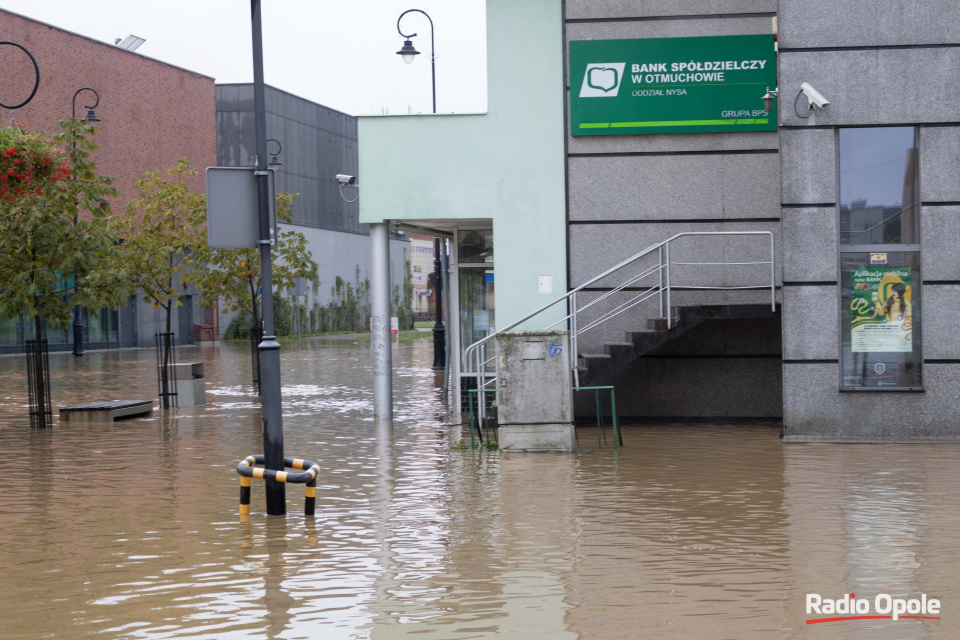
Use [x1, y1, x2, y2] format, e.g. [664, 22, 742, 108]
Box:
[459, 267, 495, 371]
[838, 127, 921, 391]
[840, 252, 921, 389]
[458, 229, 493, 263]
[0, 315, 20, 346]
[839, 127, 919, 245]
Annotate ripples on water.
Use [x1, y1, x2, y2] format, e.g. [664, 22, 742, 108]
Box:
[0, 337, 958, 638]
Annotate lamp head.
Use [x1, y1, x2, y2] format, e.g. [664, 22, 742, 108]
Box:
[85, 108, 100, 122]
[397, 39, 420, 64]
[761, 87, 778, 113]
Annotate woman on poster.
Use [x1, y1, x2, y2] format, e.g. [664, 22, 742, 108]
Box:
[874, 283, 912, 323]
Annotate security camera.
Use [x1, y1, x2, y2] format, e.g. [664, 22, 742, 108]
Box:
[800, 82, 830, 110]
[336, 173, 359, 203]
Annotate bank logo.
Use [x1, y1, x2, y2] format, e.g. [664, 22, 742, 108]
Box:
[548, 342, 563, 358]
[579, 63, 625, 97]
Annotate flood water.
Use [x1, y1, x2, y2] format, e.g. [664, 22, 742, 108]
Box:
[1, 337, 958, 639]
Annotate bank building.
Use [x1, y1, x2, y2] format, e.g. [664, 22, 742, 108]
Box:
[361, 0, 960, 444]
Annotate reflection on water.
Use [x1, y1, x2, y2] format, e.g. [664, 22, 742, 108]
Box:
[0, 338, 958, 638]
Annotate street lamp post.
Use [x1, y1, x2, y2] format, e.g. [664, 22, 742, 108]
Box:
[70, 88, 101, 357]
[251, 0, 286, 515]
[395, 9, 436, 114]
[396, 9, 445, 369]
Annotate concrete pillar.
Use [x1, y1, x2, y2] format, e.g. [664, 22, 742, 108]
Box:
[370, 222, 393, 420]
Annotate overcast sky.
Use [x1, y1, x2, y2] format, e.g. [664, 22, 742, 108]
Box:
[0, 0, 487, 116]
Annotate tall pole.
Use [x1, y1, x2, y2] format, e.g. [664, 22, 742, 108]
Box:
[396, 9, 436, 114]
[397, 9, 444, 368]
[431, 237, 445, 369]
[251, 0, 285, 515]
[371, 223, 393, 420]
[70, 88, 99, 357]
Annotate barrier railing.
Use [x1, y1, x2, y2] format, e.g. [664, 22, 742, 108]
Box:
[236, 455, 320, 516]
[464, 231, 776, 426]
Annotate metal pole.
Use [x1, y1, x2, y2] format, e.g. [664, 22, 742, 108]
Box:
[429, 17, 436, 114]
[371, 223, 394, 420]
[570, 292, 579, 389]
[397, 9, 436, 114]
[658, 246, 663, 318]
[440, 239, 452, 403]
[432, 237, 445, 369]
[664, 242, 671, 330]
[251, 0, 285, 515]
[770, 232, 776, 312]
[70, 88, 98, 357]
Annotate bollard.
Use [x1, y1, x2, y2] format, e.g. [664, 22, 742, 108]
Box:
[236, 455, 320, 516]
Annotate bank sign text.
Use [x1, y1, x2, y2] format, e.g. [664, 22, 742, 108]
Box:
[569, 35, 778, 136]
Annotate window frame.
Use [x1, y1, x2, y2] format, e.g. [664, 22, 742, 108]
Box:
[835, 125, 923, 392]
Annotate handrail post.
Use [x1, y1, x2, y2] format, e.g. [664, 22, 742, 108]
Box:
[658, 246, 663, 318]
[477, 344, 485, 425]
[664, 242, 672, 330]
[769, 231, 776, 312]
[570, 292, 579, 388]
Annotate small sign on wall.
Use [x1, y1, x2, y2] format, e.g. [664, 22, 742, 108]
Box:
[538, 274, 553, 295]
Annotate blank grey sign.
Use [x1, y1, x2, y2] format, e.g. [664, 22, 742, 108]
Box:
[206, 167, 276, 248]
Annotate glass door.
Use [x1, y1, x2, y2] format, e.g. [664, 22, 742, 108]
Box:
[457, 229, 494, 371]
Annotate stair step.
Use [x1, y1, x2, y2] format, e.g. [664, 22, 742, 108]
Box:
[647, 316, 680, 331]
[605, 342, 637, 362]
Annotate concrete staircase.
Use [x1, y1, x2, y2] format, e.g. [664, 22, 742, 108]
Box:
[577, 303, 779, 387]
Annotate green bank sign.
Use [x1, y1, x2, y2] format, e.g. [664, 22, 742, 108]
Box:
[570, 35, 777, 136]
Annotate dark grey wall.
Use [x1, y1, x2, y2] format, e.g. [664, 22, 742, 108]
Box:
[778, 0, 960, 440]
[564, 1, 782, 418]
[216, 84, 364, 235]
[576, 317, 783, 419]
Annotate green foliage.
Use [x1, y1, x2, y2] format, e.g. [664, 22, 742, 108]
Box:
[314, 266, 370, 333]
[196, 192, 318, 332]
[111, 158, 207, 334]
[450, 440, 469, 450]
[224, 313, 250, 340]
[0, 120, 125, 340]
[482, 440, 500, 451]
[391, 250, 415, 331]
[273, 293, 292, 337]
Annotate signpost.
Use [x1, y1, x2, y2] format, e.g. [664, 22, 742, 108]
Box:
[569, 34, 777, 136]
[205, 167, 276, 249]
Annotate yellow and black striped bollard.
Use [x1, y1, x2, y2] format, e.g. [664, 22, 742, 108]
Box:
[236, 454, 320, 516]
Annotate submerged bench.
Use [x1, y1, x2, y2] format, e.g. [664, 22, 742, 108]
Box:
[59, 400, 154, 423]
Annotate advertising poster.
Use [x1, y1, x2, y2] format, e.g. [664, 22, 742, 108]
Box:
[849, 267, 913, 353]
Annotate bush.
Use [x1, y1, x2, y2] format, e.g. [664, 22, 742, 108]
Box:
[274, 293, 292, 337]
[224, 313, 250, 340]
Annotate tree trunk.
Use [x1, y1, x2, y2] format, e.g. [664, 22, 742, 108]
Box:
[249, 276, 262, 395]
[159, 304, 173, 409]
[32, 315, 48, 428]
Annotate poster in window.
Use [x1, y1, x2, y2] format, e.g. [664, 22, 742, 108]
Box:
[849, 267, 912, 353]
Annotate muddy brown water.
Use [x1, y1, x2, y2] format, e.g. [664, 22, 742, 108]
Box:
[0, 337, 958, 639]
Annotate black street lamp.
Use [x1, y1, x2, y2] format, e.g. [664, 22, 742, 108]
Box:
[70, 87, 100, 357]
[395, 8, 436, 115]
[396, 9, 445, 369]
[266, 138, 282, 168]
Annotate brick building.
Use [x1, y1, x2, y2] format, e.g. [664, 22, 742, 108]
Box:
[0, 9, 216, 352]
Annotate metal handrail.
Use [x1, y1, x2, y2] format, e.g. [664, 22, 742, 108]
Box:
[463, 231, 775, 421]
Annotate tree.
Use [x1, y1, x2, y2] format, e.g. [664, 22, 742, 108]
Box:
[0, 119, 125, 426]
[112, 158, 207, 337]
[196, 192, 318, 391]
[111, 158, 208, 407]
